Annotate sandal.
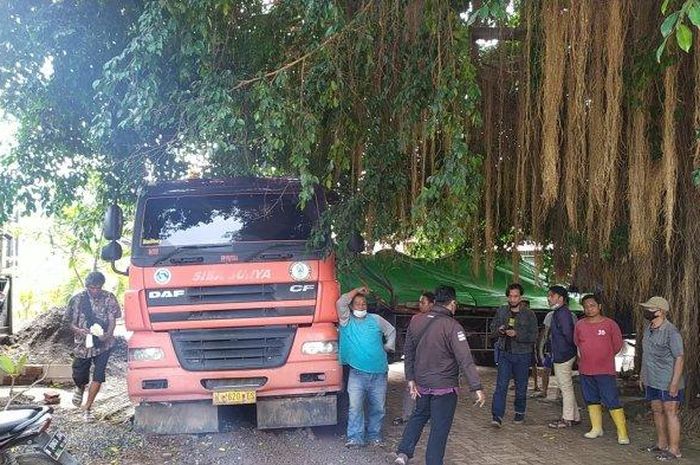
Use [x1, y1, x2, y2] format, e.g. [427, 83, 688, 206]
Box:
[642, 445, 668, 453]
[72, 386, 84, 408]
[656, 450, 682, 461]
[548, 418, 580, 429]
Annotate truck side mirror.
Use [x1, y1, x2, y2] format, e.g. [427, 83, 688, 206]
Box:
[347, 231, 365, 254]
[101, 241, 123, 262]
[103, 204, 124, 241]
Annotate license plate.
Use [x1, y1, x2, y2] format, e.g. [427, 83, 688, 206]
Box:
[213, 390, 256, 405]
[43, 431, 67, 460]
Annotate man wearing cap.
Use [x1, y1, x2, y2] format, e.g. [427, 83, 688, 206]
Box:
[546, 285, 581, 428]
[640, 296, 684, 461]
[66, 271, 121, 422]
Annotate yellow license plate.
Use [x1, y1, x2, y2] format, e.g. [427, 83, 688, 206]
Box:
[213, 390, 257, 405]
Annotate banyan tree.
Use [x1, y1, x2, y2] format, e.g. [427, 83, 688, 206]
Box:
[1, 0, 699, 405]
[475, 0, 700, 402]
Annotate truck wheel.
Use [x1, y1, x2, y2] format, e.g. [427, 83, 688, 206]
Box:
[11, 452, 60, 465]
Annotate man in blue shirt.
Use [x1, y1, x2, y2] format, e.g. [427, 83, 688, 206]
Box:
[546, 285, 581, 428]
[337, 286, 396, 448]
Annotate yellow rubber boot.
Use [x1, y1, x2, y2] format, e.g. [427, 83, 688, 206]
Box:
[584, 404, 604, 439]
[610, 408, 630, 445]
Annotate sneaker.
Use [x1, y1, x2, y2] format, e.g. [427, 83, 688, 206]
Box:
[394, 453, 409, 465]
[392, 416, 405, 426]
[491, 417, 503, 428]
[82, 409, 95, 423]
[72, 386, 85, 407]
[513, 413, 525, 424]
[370, 439, 386, 448]
[344, 439, 365, 448]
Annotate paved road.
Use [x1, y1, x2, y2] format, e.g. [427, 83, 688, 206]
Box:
[382, 364, 699, 464]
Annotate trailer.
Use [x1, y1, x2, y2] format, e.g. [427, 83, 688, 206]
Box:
[338, 249, 584, 366]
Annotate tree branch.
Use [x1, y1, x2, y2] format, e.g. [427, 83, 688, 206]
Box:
[233, 2, 372, 90]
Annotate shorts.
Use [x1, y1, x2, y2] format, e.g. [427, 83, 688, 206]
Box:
[581, 374, 621, 409]
[645, 386, 685, 403]
[72, 350, 112, 386]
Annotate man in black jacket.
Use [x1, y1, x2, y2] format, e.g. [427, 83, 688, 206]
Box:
[394, 286, 485, 465]
[489, 283, 539, 427]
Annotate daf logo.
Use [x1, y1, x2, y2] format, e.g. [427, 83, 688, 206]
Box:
[149, 289, 186, 299]
[289, 284, 315, 293]
[153, 268, 172, 285]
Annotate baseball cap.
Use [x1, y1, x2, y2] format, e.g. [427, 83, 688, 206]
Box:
[640, 296, 670, 312]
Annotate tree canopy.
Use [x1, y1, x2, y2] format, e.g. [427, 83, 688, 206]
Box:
[2, 0, 700, 399]
[1, 0, 486, 254]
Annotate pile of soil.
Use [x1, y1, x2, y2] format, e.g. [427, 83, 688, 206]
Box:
[5, 307, 127, 367]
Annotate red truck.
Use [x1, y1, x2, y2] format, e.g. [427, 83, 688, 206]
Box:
[101, 178, 342, 433]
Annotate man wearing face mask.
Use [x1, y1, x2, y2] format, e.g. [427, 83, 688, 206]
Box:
[546, 285, 581, 428]
[639, 296, 685, 461]
[394, 285, 484, 465]
[336, 286, 396, 448]
[489, 283, 538, 427]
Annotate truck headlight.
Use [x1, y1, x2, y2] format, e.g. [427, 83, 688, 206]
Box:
[129, 347, 165, 361]
[301, 341, 338, 355]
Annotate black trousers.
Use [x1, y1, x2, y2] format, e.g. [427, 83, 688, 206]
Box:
[72, 350, 112, 386]
[397, 392, 458, 465]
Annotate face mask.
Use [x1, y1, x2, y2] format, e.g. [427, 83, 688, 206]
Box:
[352, 310, 367, 319]
[549, 303, 561, 310]
[643, 311, 658, 321]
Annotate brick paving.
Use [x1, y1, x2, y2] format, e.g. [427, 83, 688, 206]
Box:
[381, 364, 700, 465]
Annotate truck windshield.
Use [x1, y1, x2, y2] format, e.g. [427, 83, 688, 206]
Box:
[141, 194, 315, 247]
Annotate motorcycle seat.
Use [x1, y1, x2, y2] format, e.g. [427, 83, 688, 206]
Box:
[0, 408, 41, 435]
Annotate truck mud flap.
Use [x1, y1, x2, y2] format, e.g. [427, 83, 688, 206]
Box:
[133, 401, 220, 434]
[256, 394, 337, 429]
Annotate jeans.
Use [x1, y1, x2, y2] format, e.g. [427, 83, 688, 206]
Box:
[346, 367, 388, 443]
[491, 351, 531, 420]
[401, 383, 416, 420]
[397, 392, 457, 465]
[553, 356, 580, 421]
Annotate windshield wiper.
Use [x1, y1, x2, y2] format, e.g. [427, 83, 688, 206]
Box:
[244, 241, 310, 262]
[152, 244, 233, 266]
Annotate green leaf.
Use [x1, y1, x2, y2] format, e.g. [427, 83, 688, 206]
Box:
[689, 4, 700, 27]
[0, 355, 16, 376]
[661, 12, 680, 37]
[657, 36, 670, 62]
[661, 0, 672, 15]
[677, 23, 693, 51]
[693, 169, 700, 187]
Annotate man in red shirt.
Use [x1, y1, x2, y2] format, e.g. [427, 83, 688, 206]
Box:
[573, 294, 628, 445]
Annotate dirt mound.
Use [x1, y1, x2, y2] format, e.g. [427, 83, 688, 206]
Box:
[8, 307, 127, 367]
[14, 307, 74, 349]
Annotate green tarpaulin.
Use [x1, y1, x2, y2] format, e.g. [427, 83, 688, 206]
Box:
[338, 250, 581, 311]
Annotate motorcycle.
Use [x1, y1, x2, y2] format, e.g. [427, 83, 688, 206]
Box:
[0, 406, 79, 464]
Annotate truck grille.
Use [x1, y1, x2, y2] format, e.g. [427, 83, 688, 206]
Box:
[147, 283, 317, 307]
[170, 326, 296, 371]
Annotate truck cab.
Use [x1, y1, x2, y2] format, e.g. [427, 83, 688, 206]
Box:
[103, 178, 341, 432]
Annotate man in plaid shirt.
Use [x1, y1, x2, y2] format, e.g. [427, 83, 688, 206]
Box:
[66, 271, 121, 422]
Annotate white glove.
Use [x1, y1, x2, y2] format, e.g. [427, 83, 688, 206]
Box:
[90, 324, 104, 337]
